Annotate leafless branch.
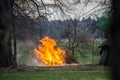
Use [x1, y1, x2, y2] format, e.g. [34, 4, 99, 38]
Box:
[85, 7, 109, 18]
[29, 0, 43, 17]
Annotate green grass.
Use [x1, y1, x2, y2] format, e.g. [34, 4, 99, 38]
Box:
[0, 71, 109, 80]
[0, 65, 110, 80]
[76, 53, 101, 64]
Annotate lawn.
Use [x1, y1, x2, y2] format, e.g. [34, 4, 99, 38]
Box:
[0, 64, 111, 80]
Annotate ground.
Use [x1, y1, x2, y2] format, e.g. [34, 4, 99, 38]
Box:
[0, 64, 110, 80]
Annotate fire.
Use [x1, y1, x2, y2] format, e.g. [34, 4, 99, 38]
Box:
[34, 36, 66, 66]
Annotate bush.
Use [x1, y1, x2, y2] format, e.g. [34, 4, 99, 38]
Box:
[58, 39, 103, 64]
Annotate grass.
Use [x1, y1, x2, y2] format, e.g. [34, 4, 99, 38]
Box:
[0, 64, 110, 80]
[76, 53, 101, 64]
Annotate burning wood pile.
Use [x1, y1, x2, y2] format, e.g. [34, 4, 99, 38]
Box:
[34, 36, 77, 66]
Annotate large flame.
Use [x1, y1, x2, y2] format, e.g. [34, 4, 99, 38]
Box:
[34, 36, 66, 66]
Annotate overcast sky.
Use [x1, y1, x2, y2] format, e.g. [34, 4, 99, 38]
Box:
[37, 0, 109, 21]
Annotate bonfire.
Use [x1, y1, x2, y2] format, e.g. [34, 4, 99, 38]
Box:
[34, 36, 77, 66]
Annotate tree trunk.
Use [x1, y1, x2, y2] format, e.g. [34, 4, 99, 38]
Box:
[111, 0, 120, 80]
[12, 18, 17, 67]
[0, 0, 14, 67]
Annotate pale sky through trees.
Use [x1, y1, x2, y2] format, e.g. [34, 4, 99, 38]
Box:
[37, 0, 110, 21]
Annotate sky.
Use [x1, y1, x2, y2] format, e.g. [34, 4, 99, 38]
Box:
[37, 0, 109, 21]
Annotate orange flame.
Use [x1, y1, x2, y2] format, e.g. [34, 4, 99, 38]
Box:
[34, 36, 66, 66]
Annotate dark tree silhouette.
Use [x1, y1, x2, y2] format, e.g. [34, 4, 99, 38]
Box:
[0, 0, 14, 67]
[111, 0, 120, 80]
